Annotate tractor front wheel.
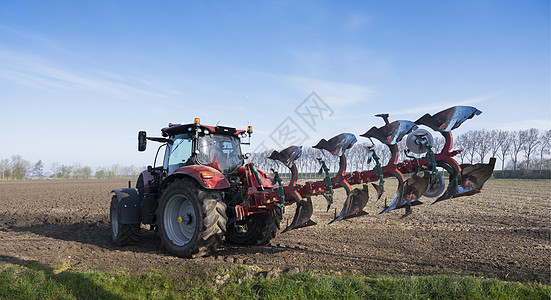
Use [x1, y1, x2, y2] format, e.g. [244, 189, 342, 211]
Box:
[110, 196, 140, 246]
[157, 178, 227, 258]
[225, 208, 281, 245]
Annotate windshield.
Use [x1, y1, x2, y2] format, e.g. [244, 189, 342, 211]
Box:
[164, 134, 193, 174]
[197, 134, 242, 174]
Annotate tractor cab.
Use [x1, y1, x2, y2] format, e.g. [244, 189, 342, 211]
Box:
[159, 129, 244, 175]
[138, 119, 252, 189]
[195, 132, 243, 174]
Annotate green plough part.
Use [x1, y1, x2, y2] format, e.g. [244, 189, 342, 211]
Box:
[318, 160, 333, 210]
[271, 169, 285, 213]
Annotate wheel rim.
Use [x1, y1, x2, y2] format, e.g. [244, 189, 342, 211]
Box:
[164, 194, 197, 246]
[110, 203, 119, 237]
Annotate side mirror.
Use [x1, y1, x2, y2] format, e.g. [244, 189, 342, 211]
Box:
[243, 153, 251, 159]
[138, 131, 147, 152]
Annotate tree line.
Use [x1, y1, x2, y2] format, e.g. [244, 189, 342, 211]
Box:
[0, 156, 144, 180]
[248, 128, 551, 176]
[2, 128, 548, 180]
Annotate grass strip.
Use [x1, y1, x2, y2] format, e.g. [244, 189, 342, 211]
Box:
[0, 262, 549, 300]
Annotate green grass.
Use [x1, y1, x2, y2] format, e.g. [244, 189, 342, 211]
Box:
[0, 261, 549, 300]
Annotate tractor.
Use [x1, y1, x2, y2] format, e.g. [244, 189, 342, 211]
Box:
[110, 106, 495, 258]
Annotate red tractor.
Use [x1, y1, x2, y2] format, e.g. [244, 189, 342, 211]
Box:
[110, 119, 282, 257]
[110, 106, 495, 258]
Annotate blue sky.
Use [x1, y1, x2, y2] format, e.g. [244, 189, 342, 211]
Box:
[0, 0, 549, 171]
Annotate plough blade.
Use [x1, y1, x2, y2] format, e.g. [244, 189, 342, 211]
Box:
[432, 158, 496, 204]
[361, 120, 417, 146]
[322, 194, 333, 212]
[313, 133, 357, 156]
[379, 173, 430, 214]
[329, 184, 369, 224]
[268, 145, 302, 168]
[456, 157, 496, 196]
[415, 106, 482, 132]
[371, 183, 384, 200]
[282, 197, 317, 233]
[432, 162, 459, 204]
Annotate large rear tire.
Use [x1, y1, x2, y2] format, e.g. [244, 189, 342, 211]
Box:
[158, 178, 227, 258]
[110, 196, 140, 246]
[225, 208, 281, 245]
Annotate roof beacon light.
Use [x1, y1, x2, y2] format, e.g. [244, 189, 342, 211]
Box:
[194, 118, 200, 125]
[247, 126, 253, 135]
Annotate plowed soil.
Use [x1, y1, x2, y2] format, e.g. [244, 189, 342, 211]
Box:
[0, 179, 549, 282]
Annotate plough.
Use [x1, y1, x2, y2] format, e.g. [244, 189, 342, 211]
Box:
[247, 105, 496, 231]
[111, 105, 496, 257]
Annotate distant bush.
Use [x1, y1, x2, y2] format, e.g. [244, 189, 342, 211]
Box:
[493, 170, 550, 179]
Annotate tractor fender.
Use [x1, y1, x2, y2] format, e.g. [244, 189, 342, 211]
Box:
[162, 165, 230, 190]
[111, 188, 141, 224]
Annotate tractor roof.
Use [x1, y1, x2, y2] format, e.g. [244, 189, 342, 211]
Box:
[161, 122, 246, 137]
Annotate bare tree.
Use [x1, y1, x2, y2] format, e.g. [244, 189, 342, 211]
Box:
[487, 130, 504, 161]
[474, 130, 491, 163]
[538, 129, 551, 170]
[520, 128, 540, 170]
[50, 162, 60, 178]
[0, 159, 9, 179]
[432, 136, 446, 154]
[496, 131, 512, 171]
[509, 131, 523, 170]
[453, 133, 468, 164]
[30, 160, 44, 178]
[357, 144, 368, 171]
[461, 131, 477, 164]
[397, 139, 409, 162]
[490, 130, 508, 169]
[374, 144, 390, 167]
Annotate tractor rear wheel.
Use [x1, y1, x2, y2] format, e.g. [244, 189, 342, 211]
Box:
[158, 178, 227, 258]
[110, 196, 140, 246]
[225, 208, 281, 245]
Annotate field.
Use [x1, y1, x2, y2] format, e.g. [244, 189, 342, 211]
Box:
[0, 178, 549, 286]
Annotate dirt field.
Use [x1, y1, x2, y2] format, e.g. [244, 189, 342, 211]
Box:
[0, 179, 549, 283]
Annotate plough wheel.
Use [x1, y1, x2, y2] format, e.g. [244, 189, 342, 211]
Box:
[158, 178, 227, 258]
[226, 207, 281, 245]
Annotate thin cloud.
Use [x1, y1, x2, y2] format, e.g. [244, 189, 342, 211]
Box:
[494, 119, 551, 131]
[387, 93, 499, 116]
[271, 75, 376, 106]
[0, 49, 174, 99]
[0, 25, 63, 52]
